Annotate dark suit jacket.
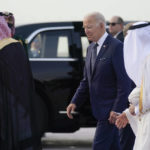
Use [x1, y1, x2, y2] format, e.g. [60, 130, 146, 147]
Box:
[71, 35, 131, 121]
[116, 31, 124, 42]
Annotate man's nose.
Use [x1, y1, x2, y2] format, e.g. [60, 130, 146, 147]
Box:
[85, 28, 90, 34]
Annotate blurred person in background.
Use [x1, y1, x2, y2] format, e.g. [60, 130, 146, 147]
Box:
[108, 16, 124, 42]
[29, 34, 41, 58]
[123, 22, 134, 37]
[0, 16, 41, 150]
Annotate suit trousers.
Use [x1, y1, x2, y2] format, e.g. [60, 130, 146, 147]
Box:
[119, 124, 135, 150]
[93, 120, 120, 150]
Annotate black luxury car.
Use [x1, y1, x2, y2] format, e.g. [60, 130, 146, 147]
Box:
[15, 22, 97, 133]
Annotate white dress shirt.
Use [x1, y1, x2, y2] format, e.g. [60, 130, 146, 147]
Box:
[96, 32, 108, 55]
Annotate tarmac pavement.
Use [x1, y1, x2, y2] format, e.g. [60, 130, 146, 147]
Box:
[42, 128, 96, 148]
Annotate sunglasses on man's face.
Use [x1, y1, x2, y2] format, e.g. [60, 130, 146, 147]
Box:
[108, 22, 120, 26]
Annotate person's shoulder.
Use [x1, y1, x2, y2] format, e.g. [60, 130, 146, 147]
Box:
[116, 32, 124, 42]
[107, 35, 123, 55]
[0, 38, 19, 50]
[4, 38, 25, 53]
[107, 34, 123, 46]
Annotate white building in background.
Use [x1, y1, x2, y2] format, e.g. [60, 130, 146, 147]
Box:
[0, 0, 149, 25]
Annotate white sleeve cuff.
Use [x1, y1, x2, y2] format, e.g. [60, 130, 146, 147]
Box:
[134, 105, 139, 115]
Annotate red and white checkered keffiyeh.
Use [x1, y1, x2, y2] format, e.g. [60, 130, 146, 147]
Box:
[0, 16, 11, 40]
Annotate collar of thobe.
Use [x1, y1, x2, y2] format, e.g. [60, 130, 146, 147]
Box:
[0, 38, 18, 50]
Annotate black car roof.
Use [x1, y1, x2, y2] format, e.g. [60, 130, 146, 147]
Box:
[15, 21, 84, 39]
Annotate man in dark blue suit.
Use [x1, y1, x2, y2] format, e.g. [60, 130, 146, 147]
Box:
[66, 12, 131, 150]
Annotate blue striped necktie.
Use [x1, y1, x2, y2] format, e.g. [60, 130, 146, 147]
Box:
[91, 43, 98, 72]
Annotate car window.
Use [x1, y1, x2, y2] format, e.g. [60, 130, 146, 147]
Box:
[29, 34, 42, 58]
[57, 36, 69, 57]
[28, 30, 71, 58]
[81, 36, 89, 58]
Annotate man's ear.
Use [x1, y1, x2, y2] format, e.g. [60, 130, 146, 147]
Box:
[100, 23, 104, 29]
[120, 24, 124, 29]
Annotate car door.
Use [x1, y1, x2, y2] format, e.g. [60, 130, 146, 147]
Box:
[27, 26, 82, 132]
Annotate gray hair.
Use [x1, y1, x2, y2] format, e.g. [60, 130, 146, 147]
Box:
[84, 12, 106, 26]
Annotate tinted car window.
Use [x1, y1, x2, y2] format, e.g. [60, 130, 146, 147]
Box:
[81, 36, 89, 58]
[28, 30, 71, 58]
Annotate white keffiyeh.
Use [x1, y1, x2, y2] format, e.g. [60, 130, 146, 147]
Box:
[124, 22, 150, 87]
[123, 22, 150, 150]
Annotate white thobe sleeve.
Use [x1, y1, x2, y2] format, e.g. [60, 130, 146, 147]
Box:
[124, 109, 138, 135]
[134, 105, 139, 115]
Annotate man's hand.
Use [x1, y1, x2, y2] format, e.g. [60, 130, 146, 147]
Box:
[129, 104, 136, 115]
[108, 111, 119, 124]
[66, 103, 76, 119]
[115, 112, 128, 129]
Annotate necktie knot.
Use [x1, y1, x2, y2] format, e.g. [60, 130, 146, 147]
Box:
[95, 43, 99, 48]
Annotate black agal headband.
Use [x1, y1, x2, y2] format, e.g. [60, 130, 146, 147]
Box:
[129, 22, 150, 30]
